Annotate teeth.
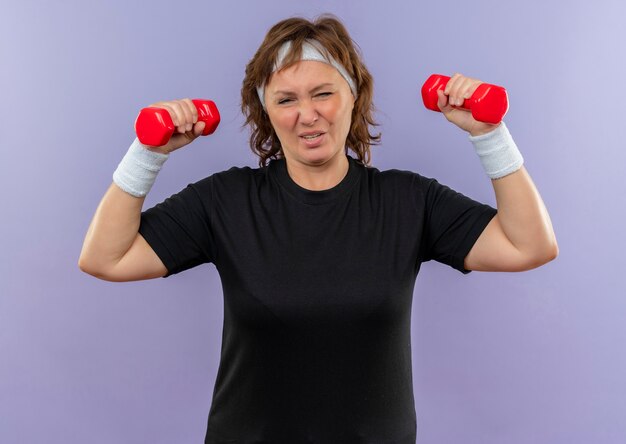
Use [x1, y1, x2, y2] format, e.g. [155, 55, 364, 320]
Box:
[303, 133, 321, 139]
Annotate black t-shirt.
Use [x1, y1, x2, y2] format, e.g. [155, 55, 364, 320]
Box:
[139, 155, 497, 443]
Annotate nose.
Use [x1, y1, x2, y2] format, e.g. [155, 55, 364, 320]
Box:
[298, 100, 319, 126]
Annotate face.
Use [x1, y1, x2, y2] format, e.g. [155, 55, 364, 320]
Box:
[264, 60, 355, 168]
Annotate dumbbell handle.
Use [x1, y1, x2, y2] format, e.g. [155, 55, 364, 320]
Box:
[135, 99, 221, 147]
[421, 74, 509, 124]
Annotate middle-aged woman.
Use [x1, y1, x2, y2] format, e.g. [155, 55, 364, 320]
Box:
[79, 14, 557, 444]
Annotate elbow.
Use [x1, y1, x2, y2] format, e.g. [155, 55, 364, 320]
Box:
[548, 241, 559, 262]
[78, 255, 103, 279]
[78, 254, 93, 275]
[78, 255, 117, 282]
[523, 241, 559, 271]
[543, 238, 559, 263]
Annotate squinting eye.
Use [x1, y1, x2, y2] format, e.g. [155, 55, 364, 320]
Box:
[278, 98, 293, 105]
[316, 92, 332, 97]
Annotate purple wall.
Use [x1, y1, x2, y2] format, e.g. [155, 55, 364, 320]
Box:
[2, 0, 624, 442]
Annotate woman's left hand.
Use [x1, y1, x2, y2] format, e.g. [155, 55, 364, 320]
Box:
[436, 73, 500, 136]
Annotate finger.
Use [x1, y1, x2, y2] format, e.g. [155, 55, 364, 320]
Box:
[168, 102, 189, 134]
[436, 89, 450, 112]
[178, 98, 196, 132]
[452, 77, 472, 106]
[444, 73, 463, 96]
[449, 74, 469, 107]
[193, 121, 206, 137]
[182, 98, 198, 123]
[458, 77, 479, 104]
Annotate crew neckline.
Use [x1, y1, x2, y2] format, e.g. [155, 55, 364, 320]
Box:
[269, 155, 361, 205]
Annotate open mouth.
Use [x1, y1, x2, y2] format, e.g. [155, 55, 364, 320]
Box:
[301, 132, 324, 140]
[299, 131, 327, 145]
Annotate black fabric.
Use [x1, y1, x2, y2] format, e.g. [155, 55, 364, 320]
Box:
[139, 155, 497, 443]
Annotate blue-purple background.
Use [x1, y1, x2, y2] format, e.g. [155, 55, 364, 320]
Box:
[2, 0, 625, 443]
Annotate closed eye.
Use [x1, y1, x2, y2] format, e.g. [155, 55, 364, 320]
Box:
[277, 92, 332, 105]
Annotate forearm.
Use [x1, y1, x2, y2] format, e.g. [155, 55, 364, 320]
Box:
[491, 166, 558, 258]
[79, 183, 145, 273]
[468, 122, 558, 265]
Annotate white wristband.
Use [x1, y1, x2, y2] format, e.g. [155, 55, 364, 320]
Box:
[469, 122, 524, 179]
[112, 138, 169, 197]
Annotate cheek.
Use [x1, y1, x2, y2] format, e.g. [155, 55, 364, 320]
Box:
[270, 110, 297, 136]
[324, 99, 352, 128]
[334, 102, 354, 134]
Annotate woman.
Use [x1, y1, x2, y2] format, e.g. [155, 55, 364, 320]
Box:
[79, 15, 557, 444]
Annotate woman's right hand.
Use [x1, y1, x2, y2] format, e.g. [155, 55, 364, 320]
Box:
[139, 98, 207, 154]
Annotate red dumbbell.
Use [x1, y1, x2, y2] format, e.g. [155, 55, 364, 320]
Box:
[421, 74, 509, 124]
[135, 99, 220, 147]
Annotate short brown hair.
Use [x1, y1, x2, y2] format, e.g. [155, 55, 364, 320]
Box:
[241, 15, 380, 167]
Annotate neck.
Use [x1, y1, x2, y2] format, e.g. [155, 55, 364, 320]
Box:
[285, 154, 349, 191]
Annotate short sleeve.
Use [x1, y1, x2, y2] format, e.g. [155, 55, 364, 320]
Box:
[418, 176, 497, 274]
[138, 176, 217, 277]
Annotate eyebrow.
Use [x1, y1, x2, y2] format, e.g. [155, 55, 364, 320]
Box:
[272, 83, 335, 96]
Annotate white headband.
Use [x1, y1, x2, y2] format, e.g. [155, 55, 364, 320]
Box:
[256, 39, 358, 110]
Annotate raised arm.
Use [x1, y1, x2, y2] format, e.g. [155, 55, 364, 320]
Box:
[78, 99, 205, 281]
[435, 74, 558, 272]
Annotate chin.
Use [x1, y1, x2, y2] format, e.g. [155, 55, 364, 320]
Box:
[301, 153, 335, 167]
[300, 145, 343, 165]
[303, 150, 331, 164]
